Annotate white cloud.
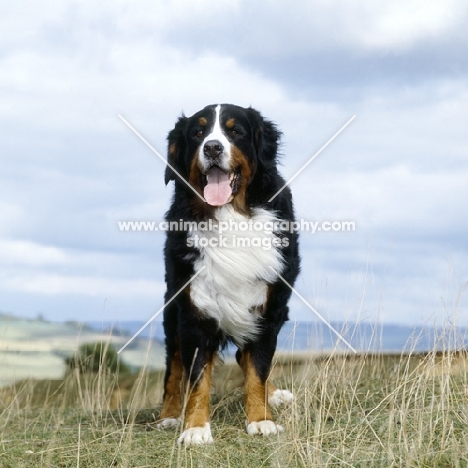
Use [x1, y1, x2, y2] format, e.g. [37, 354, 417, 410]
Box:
[293, 166, 468, 237]
[346, 0, 465, 50]
[0, 45, 287, 138]
[152, 0, 468, 56]
[0, 0, 466, 324]
[0, 273, 162, 297]
[0, 239, 68, 265]
[0, 202, 25, 237]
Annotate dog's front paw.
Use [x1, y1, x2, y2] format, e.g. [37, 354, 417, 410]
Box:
[177, 423, 213, 445]
[246, 420, 283, 436]
[156, 417, 180, 429]
[268, 389, 294, 408]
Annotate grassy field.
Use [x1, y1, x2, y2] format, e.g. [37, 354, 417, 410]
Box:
[1, 347, 468, 467]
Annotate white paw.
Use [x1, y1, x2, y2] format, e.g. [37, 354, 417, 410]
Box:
[268, 389, 294, 408]
[246, 420, 283, 436]
[156, 417, 180, 429]
[177, 423, 214, 445]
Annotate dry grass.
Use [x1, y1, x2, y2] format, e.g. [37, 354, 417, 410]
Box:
[1, 346, 468, 467]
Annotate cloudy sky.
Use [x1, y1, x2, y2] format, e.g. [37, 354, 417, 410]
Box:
[1, 0, 467, 327]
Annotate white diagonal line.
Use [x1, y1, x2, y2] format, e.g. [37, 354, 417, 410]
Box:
[118, 114, 207, 203]
[117, 266, 206, 354]
[271, 266, 357, 353]
[268, 115, 356, 202]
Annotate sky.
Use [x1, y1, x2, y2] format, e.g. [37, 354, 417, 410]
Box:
[0, 0, 467, 327]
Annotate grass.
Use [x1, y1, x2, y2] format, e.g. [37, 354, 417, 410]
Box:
[1, 348, 468, 467]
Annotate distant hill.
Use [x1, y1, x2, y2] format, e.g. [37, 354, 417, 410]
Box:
[86, 319, 468, 354]
[0, 315, 164, 387]
[3, 313, 467, 387]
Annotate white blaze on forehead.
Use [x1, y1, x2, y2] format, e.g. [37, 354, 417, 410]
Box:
[199, 105, 232, 172]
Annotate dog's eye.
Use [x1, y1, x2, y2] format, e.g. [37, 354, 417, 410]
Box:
[195, 129, 204, 138]
[229, 129, 238, 137]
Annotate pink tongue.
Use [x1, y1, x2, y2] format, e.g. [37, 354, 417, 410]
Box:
[204, 167, 232, 206]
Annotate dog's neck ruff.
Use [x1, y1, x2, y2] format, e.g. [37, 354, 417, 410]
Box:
[189, 205, 284, 346]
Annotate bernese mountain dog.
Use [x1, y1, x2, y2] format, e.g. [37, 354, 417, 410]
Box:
[158, 104, 300, 445]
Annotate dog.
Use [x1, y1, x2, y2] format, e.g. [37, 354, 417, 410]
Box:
[158, 104, 300, 445]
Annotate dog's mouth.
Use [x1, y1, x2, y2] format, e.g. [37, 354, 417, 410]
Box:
[202, 166, 240, 206]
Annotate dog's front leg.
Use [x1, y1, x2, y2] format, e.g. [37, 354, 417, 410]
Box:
[238, 347, 284, 436]
[177, 324, 217, 445]
[158, 347, 183, 428]
[178, 355, 214, 445]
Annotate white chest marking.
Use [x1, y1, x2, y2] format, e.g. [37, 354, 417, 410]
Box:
[189, 206, 284, 346]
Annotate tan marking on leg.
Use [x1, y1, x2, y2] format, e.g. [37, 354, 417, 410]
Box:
[183, 354, 214, 429]
[160, 349, 183, 420]
[241, 350, 272, 423]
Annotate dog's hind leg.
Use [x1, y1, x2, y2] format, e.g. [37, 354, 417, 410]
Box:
[267, 382, 294, 408]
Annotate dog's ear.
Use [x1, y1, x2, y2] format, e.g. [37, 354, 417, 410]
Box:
[247, 107, 281, 169]
[165, 115, 188, 185]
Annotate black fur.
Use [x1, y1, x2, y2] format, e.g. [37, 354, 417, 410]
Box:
[162, 104, 300, 390]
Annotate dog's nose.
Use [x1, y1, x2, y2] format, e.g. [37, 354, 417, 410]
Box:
[203, 140, 224, 160]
